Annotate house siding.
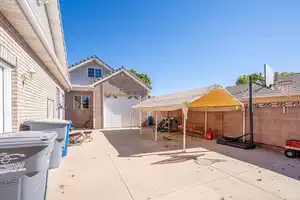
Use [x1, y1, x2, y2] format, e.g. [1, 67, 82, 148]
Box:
[65, 91, 93, 128]
[70, 62, 110, 85]
[0, 12, 65, 131]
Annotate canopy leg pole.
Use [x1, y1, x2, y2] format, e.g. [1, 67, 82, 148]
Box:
[140, 111, 142, 134]
[183, 106, 188, 152]
[183, 112, 186, 151]
[204, 107, 207, 136]
[168, 118, 170, 133]
[155, 112, 158, 141]
[242, 109, 246, 142]
[130, 110, 132, 130]
[168, 111, 170, 133]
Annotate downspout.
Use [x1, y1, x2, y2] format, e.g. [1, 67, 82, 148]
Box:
[242, 107, 246, 142]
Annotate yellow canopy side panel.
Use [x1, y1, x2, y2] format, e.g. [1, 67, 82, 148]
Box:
[188, 88, 241, 108]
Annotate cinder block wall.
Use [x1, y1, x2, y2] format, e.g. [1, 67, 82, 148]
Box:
[168, 106, 300, 147]
[168, 110, 224, 137]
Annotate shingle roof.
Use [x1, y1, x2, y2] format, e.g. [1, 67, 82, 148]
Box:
[90, 67, 152, 89]
[226, 73, 300, 99]
[68, 55, 113, 70]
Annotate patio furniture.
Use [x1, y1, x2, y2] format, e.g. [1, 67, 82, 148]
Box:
[69, 130, 94, 146]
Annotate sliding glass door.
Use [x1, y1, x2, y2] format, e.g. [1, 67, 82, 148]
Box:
[0, 66, 3, 133]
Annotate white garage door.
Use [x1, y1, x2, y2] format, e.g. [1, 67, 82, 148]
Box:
[104, 96, 140, 128]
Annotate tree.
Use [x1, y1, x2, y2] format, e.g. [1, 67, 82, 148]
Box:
[277, 72, 294, 76]
[235, 72, 295, 85]
[236, 73, 263, 85]
[130, 69, 151, 87]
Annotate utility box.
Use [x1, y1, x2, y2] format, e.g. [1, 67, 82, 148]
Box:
[25, 119, 69, 169]
[0, 131, 57, 200]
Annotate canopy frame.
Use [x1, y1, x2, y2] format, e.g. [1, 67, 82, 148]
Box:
[133, 86, 245, 151]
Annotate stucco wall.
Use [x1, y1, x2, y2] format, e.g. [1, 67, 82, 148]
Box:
[94, 83, 103, 129]
[65, 91, 93, 128]
[70, 62, 110, 85]
[0, 12, 64, 130]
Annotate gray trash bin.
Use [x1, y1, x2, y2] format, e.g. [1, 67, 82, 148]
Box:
[25, 119, 69, 169]
[0, 131, 57, 200]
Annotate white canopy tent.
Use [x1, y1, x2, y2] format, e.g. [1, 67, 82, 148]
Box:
[133, 84, 245, 151]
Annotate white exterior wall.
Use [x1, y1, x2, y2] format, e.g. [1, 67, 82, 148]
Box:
[70, 63, 110, 85]
[0, 13, 64, 131]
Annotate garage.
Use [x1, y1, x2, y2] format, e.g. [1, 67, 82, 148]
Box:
[104, 96, 140, 128]
[66, 66, 151, 129]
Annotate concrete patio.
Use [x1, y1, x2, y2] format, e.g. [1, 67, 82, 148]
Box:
[47, 128, 300, 200]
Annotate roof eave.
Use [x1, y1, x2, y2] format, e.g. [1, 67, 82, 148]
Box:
[8, 0, 72, 89]
[90, 68, 151, 91]
[69, 57, 113, 72]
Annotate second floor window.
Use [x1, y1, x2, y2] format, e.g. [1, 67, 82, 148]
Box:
[88, 68, 102, 78]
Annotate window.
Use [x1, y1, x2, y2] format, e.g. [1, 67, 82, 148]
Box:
[95, 68, 101, 77]
[88, 68, 94, 77]
[74, 95, 90, 110]
[88, 68, 102, 78]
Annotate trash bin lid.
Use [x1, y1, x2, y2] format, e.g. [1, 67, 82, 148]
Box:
[0, 131, 57, 146]
[24, 119, 70, 125]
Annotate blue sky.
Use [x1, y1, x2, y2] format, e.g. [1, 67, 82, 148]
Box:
[60, 0, 300, 96]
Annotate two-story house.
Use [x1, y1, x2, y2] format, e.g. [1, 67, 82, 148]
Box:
[0, 0, 71, 132]
[66, 56, 151, 129]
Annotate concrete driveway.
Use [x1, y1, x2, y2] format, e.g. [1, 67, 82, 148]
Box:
[47, 128, 300, 200]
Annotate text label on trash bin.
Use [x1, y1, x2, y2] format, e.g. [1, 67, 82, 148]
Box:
[0, 146, 48, 174]
[0, 177, 18, 187]
[0, 153, 26, 174]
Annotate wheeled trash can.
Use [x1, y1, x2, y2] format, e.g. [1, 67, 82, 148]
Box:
[0, 131, 57, 200]
[25, 119, 69, 169]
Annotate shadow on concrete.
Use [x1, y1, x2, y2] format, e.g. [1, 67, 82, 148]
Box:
[102, 128, 205, 157]
[196, 139, 300, 180]
[102, 128, 300, 180]
[151, 154, 205, 165]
